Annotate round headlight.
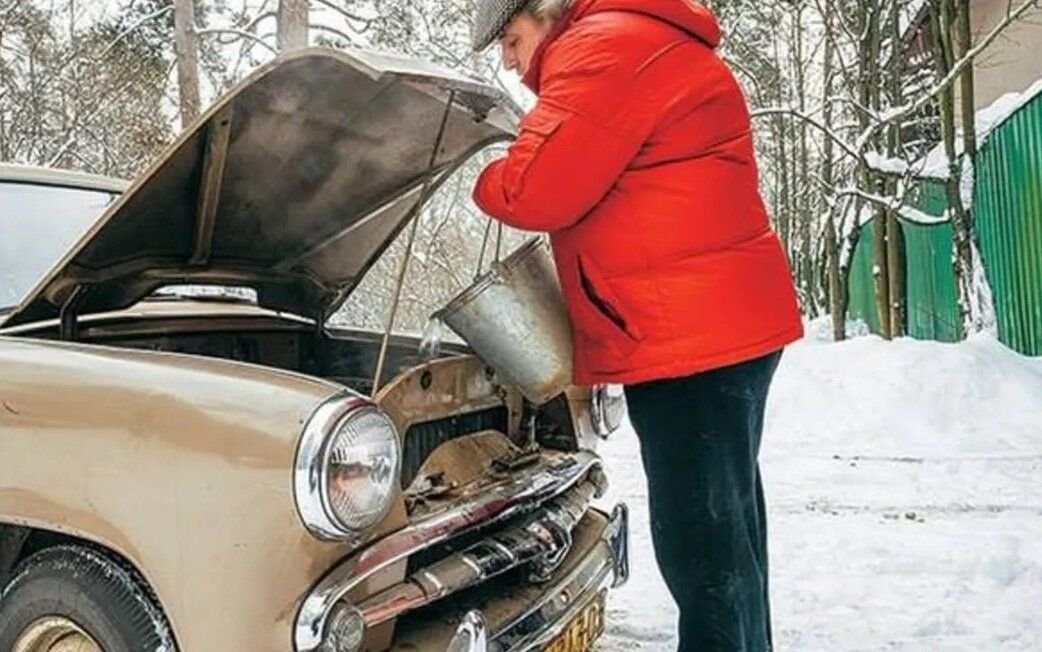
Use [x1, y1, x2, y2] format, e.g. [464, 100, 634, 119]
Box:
[295, 396, 401, 540]
[323, 406, 399, 532]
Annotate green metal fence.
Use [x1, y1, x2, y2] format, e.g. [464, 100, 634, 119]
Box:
[847, 88, 1042, 354]
[976, 90, 1042, 356]
[902, 218, 961, 342]
[847, 226, 881, 333]
[847, 182, 961, 342]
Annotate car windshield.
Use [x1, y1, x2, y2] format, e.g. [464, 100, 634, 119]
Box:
[0, 181, 118, 312]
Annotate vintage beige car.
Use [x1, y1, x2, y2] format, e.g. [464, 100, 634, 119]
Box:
[0, 49, 628, 652]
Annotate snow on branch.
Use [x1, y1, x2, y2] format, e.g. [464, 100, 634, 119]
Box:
[835, 187, 948, 225]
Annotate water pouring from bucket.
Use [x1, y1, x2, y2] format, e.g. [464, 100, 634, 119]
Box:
[418, 317, 445, 361]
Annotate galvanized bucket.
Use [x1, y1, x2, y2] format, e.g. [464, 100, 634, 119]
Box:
[435, 238, 573, 405]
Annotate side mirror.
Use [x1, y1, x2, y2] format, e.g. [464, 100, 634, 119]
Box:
[591, 384, 627, 438]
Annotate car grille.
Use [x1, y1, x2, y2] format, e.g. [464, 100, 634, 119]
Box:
[400, 407, 509, 489]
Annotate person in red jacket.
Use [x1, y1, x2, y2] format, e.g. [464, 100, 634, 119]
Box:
[471, 0, 803, 650]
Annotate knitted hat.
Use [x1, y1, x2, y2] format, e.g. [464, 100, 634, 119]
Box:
[472, 0, 530, 52]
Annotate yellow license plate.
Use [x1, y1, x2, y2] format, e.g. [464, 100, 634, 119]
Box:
[543, 591, 606, 652]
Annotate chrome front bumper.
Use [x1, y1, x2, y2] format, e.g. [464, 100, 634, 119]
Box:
[456, 502, 629, 652]
[295, 451, 628, 652]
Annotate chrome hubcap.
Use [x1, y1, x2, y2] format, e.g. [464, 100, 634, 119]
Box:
[13, 617, 103, 652]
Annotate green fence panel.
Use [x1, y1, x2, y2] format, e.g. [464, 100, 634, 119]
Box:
[909, 180, 949, 216]
[902, 182, 962, 342]
[847, 224, 880, 333]
[903, 219, 962, 342]
[976, 90, 1042, 356]
[846, 181, 961, 341]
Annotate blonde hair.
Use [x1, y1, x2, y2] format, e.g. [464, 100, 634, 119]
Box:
[522, 0, 575, 21]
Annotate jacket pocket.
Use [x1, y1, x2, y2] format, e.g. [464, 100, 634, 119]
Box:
[575, 255, 644, 357]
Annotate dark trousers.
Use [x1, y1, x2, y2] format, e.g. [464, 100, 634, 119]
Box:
[624, 351, 782, 652]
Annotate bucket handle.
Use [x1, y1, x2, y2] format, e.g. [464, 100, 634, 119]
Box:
[474, 219, 553, 282]
[474, 217, 505, 281]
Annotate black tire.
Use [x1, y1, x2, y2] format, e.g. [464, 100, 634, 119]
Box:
[0, 545, 175, 652]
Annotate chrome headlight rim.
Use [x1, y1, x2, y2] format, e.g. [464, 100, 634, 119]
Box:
[294, 394, 401, 541]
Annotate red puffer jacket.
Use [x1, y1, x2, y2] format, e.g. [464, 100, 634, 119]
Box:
[474, 0, 803, 386]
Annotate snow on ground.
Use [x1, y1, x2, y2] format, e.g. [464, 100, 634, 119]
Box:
[595, 323, 1042, 651]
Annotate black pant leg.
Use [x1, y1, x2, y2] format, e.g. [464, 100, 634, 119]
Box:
[624, 351, 781, 652]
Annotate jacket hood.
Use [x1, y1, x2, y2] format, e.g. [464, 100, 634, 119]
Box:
[523, 0, 721, 91]
[575, 0, 722, 48]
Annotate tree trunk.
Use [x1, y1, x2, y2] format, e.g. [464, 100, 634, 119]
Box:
[865, 1, 891, 338]
[278, 0, 309, 51]
[887, 0, 907, 337]
[872, 210, 891, 337]
[838, 218, 862, 337]
[173, 0, 200, 129]
[885, 211, 906, 334]
[933, 0, 975, 331]
[822, 0, 845, 341]
[777, 115, 791, 256]
[790, 5, 814, 316]
[825, 215, 843, 340]
[957, 0, 977, 162]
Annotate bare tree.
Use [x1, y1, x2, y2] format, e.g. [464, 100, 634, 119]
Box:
[956, 0, 977, 163]
[0, 0, 173, 177]
[173, 0, 200, 128]
[931, 0, 976, 331]
[743, 0, 1035, 338]
[820, 0, 845, 341]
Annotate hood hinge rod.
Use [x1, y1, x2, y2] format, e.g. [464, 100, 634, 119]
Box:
[371, 90, 457, 398]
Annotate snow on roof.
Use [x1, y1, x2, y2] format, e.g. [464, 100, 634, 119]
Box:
[865, 151, 911, 177]
[915, 77, 1042, 180]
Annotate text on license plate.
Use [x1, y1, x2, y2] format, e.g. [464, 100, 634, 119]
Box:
[543, 591, 606, 652]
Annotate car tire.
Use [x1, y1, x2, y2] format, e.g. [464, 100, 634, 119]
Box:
[0, 544, 174, 652]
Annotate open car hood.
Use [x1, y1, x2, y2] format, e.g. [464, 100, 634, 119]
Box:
[2, 48, 518, 328]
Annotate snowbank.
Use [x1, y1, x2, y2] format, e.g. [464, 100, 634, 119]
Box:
[770, 325, 1042, 457]
[598, 328, 1042, 651]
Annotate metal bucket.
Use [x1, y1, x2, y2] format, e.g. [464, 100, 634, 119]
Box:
[435, 238, 573, 405]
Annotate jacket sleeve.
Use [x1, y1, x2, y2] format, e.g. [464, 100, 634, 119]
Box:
[473, 40, 651, 233]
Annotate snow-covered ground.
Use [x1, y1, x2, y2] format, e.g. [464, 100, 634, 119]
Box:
[596, 324, 1042, 651]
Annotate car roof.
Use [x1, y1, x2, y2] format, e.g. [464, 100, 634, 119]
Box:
[0, 163, 129, 194]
